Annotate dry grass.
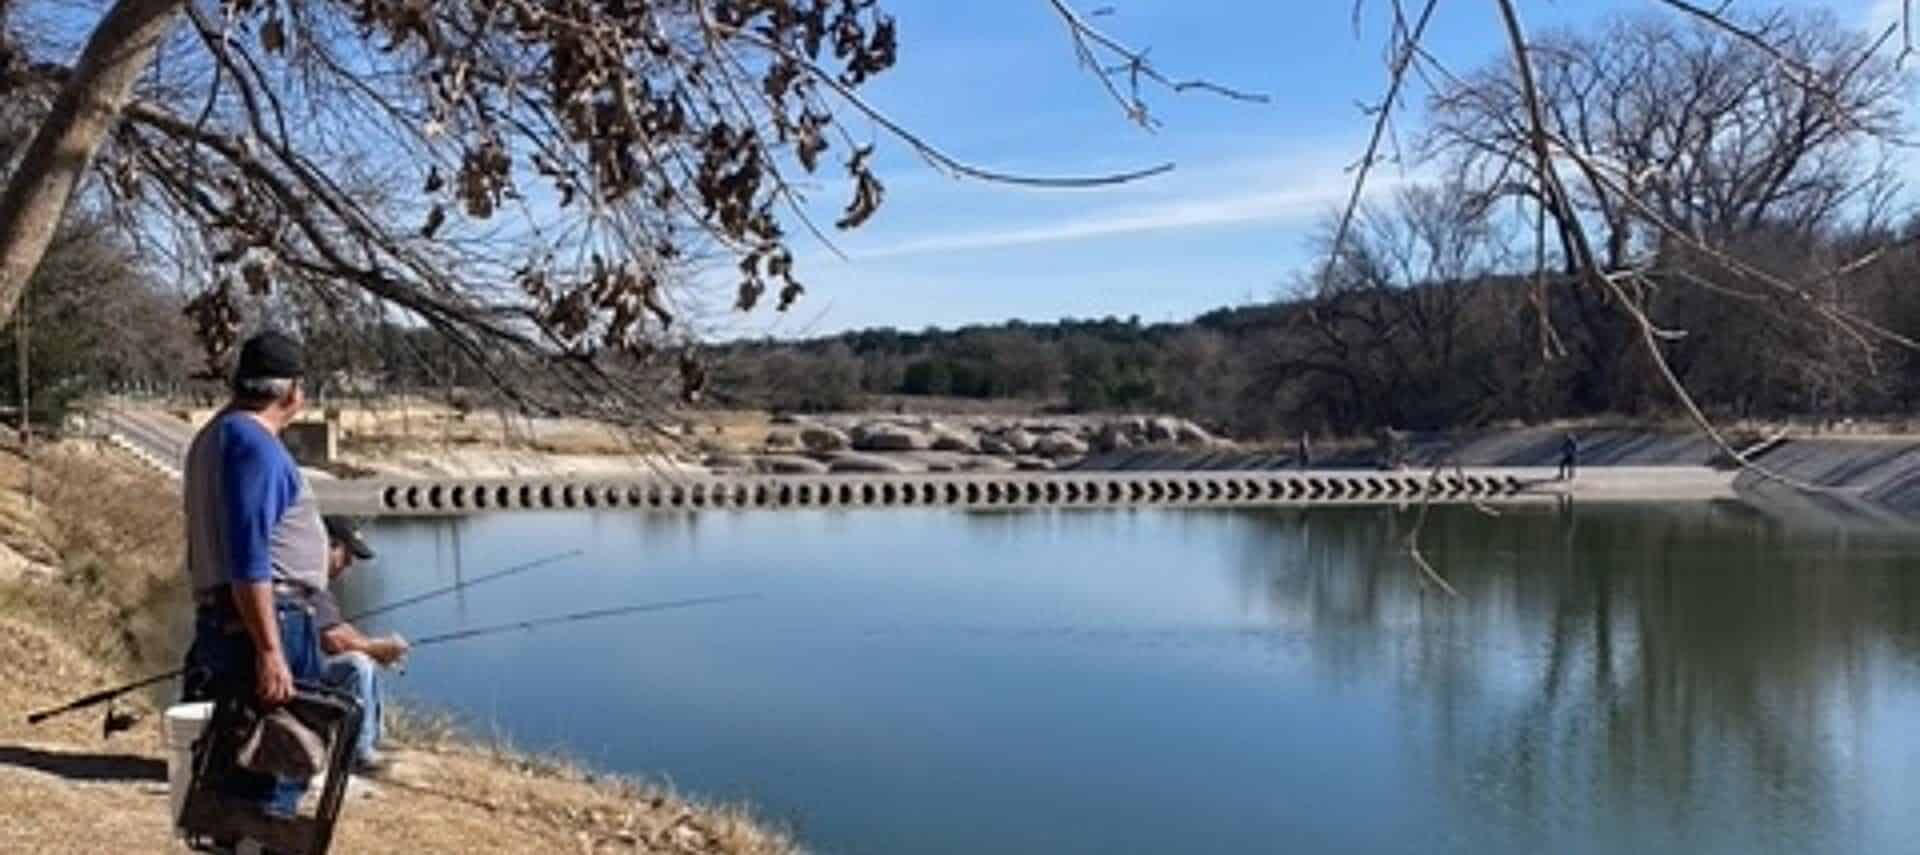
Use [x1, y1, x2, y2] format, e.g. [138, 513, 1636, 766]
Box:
[0, 438, 801, 854]
[0, 441, 189, 674]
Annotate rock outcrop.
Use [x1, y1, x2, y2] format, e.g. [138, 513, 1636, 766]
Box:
[717, 412, 1236, 476]
[1034, 433, 1089, 459]
[756, 455, 831, 475]
[799, 425, 851, 453]
[929, 424, 979, 453]
[825, 452, 918, 474]
[853, 424, 934, 452]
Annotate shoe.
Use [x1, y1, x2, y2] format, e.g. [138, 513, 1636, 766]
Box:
[344, 775, 381, 801]
[352, 750, 391, 778]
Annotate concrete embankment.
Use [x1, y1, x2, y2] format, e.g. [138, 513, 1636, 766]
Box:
[1079, 426, 1726, 471]
[1088, 427, 1920, 523]
[1464, 431, 1920, 520]
[1730, 438, 1920, 523]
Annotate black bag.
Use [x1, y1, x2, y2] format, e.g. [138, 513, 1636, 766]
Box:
[178, 683, 362, 855]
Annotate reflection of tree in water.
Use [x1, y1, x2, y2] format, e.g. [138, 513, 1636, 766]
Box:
[627, 508, 706, 556]
[1233, 504, 1920, 851]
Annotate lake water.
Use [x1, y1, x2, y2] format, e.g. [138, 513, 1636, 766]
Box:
[352, 503, 1920, 855]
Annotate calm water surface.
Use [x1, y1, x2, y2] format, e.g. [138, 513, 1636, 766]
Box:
[350, 503, 1920, 854]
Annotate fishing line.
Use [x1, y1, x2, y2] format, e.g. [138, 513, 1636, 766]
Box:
[25, 549, 587, 726]
[405, 594, 762, 648]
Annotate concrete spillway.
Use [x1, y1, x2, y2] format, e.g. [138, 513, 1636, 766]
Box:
[311, 466, 1735, 517]
[83, 405, 1737, 517]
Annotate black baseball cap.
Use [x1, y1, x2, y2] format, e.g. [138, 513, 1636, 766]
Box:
[234, 330, 306, 382]
[323, 515, 375, 560]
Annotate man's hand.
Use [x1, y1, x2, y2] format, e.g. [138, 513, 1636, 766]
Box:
[256, 649, 294, 705]
[368, 634, 410, 667]
[233, 581, 293, 705]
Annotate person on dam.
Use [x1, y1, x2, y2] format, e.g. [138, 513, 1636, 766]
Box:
[180, 329, 328, 819]
[311, 515, 410, 775]
[1559, 432, 1580, 481]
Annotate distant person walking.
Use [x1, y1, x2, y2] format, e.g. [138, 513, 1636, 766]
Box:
[1558, 432, 1580, 481]
[1377, 427, 1406, 470]
[1297, 431, 1312, 470]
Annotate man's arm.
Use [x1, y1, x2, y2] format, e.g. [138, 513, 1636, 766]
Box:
[220, 419, 297, 705]
[316, 589, 405, 664]
[320, 622, 368, 656]
[233, 582, 293, 704]
[321, 622, 409, 665]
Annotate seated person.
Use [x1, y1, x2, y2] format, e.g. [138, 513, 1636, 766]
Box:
[314, 516, 410, 774]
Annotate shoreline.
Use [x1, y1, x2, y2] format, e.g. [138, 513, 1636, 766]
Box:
[0, 439, 800, 854]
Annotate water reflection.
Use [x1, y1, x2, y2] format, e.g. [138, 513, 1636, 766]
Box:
[354, 503, 1920, 855]
[1232, 503, 1920, 853]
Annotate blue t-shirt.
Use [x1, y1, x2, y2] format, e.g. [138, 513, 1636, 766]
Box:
[184, 411, 329, 594]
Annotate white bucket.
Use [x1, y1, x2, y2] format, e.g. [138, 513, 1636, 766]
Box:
[161, 702, 213, 830]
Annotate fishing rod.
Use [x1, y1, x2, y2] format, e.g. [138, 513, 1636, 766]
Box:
[23, 671, 179, 728]
[348, 549, 584, 623]
[405, 593, 762, 648]
[24, 549, 585, 727]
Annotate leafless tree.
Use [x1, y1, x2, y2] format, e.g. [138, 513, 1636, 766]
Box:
[1432, 11, 1906, 260]
[1335, 1, 1913, 479]
[1275, 182, 1515, 430]
[1417, 9, 1912, 414]
[1319, 0, 1918, 590]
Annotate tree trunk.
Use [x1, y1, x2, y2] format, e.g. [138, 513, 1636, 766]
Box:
[0, 0, 185, 326]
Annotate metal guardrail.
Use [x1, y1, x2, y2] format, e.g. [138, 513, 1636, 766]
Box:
[102, 433, 181, 478]
[90, 408, 189, 479]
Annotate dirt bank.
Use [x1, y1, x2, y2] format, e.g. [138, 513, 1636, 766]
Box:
[0, 441, 797, 854]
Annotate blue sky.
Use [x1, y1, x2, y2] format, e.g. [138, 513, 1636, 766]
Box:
[712, 0, 1911, 338]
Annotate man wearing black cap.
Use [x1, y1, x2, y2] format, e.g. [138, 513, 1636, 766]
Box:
[312, 515, 409, 774]
[180, 330, 330, 818]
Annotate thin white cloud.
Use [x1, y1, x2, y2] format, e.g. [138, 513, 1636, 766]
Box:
[852, 172, 1398, 261]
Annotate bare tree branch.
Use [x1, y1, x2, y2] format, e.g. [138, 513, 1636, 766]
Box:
[1045, 0, 1269, 130]
[1321, 0, 1441, 297]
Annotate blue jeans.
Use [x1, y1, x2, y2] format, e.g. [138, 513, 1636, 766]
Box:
[182, 598, 322, 818]
[321, 652, 381, 764]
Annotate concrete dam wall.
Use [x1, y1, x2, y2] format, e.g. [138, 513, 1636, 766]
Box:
[311, 466, 1734, 517]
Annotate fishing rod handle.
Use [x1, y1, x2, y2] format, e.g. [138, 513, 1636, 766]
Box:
[24, 668, 183, 725]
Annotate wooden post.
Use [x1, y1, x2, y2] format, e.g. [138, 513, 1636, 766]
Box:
[18, 277, 31, 509]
